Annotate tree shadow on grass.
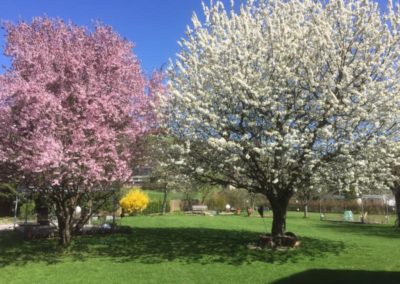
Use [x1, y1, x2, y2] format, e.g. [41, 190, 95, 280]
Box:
[0, 230, 62, 266]
[0, 227, 345, 267]
[272, 269, 400, 284]
[317, 221, 400, 239]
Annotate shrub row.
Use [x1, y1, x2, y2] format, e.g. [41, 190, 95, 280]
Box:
[141, 200, 170, 215]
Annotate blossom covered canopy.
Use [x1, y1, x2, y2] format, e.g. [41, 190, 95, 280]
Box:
[166, 0, 400, 202]
[0, 18, 158, 189]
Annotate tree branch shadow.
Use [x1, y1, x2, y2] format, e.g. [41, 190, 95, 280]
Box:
[272, 269, 400, 284]
[0, 230, 62, 266]
[0, 227, 345, 267]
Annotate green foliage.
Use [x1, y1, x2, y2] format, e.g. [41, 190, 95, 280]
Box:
[18, 201, 35, 220]
[205, 192, 227, 211]
[91, 189, 122, 213]
[226, 188, 249, 209]
[253, 193, 269, 208]
[0, 183, 17, 217]
[0, 183, 16, 201]
[141, 200, 171, 215]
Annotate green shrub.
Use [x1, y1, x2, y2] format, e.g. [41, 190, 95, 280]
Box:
[141, 200, 170, 215]
[19, 201, 35, 220]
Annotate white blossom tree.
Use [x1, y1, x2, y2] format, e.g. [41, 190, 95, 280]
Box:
[361, 141, 400, 226]
[164, 0, 400, 237]
[387, 143, 400, 226]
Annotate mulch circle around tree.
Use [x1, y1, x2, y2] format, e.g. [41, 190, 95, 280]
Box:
[248, 232, 301, 250]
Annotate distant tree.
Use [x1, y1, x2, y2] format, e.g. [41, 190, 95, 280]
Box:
[297, 185, 313, 219]
[0, 183, 16, 202]
[141, 135, 183, 214]
[144, 134, 225, 213]
[165, 0, 400, 238]
[0, 18, 159, 245]
[0, 182, 16, 217]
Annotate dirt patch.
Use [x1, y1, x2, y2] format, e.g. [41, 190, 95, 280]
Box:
[248, 232, 301, 250]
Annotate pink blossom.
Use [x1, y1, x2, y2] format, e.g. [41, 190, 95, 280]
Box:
[0, 18, 160, 190]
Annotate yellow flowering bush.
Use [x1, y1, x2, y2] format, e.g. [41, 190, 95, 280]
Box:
[119, 188, 149, 214]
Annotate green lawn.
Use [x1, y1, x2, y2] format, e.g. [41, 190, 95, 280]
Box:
[0, 212, 399, 284]
[142, 189, 202, 201]
[142, 190, 197, 201]
[0, 217, 14, 225]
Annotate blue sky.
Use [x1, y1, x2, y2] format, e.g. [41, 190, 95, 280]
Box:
[0, 0, 388, 75]
[0, 0, 232, 75]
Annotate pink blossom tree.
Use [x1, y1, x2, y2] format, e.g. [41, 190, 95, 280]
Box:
[0, 18, 159, 245]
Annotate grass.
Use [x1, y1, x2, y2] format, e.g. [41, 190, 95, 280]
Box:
[0, 217, 14, 225]
[0, 212, 399, 284]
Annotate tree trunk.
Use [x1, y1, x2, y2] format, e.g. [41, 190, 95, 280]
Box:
[270, 197, 290, 237]
[249, 192, 256, 211]
[57, 211, 72, 246]
[161, 186, 168, 215]
[303, 204, 308, 218]
[53, 196, 76, 247]
[393, 188, 400, 228]
[51, 189, 115, 246]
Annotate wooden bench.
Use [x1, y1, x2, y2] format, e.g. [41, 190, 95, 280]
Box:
[191, 205, 208, 215]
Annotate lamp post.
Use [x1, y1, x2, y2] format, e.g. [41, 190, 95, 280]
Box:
[13, 183, 24, 229]
[75, 206, 82, 217]
[356, 198, 364, 223]
[13, 195, 19, 229]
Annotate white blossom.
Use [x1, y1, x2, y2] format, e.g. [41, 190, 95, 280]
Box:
[163, 0, 400, 234]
